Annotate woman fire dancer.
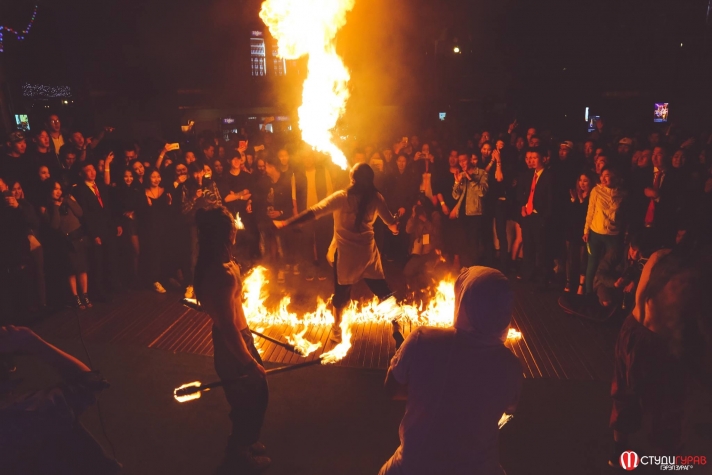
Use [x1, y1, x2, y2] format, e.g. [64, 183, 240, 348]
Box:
[193, 206, 270, 473]
[274, 163, 399, 343]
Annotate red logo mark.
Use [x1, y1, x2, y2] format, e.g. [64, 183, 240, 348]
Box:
[620, 451, 640, 470]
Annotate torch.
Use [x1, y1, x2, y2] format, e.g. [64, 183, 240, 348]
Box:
[174, 358, 324, 402]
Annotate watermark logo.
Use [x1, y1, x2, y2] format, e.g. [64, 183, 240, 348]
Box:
[620, 451, 640, 471]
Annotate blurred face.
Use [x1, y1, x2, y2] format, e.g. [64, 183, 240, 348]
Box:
[48, 115, 61, 133]
[600, 169, 616, 188]
[204, 145, 215, 160]
[649, 132, 660, 147]
[638, 149, 652, 168]
[71, 132, 85, 149]
[529, 137, 541, 148]
[595, 156, 608, 175]
[278, 149, 290, 167]
[150, 170, 161, 187]
[231, 155, 244, 170]
[448, 150, 459, 167]
[383, 149, 393, 162]
[11, 182, 23, 200]
[480, 132, 491, 143]
[515, 136, 525, 151]
[524, 152, 534, 169]
[470, 154, 479, 168]
[671, 150, 685, 168]
[65, 152, 76, 167]
[175, 164, 188, 179]
[530, 152, 543, 170]
[213, 160, 223, 174]
[123, 170, 134, 186]
[618, 143, 631, 155]
[82, 164, 96, 182]
[256, 159, 266, 174]
[369, 157, 384, 172]
[652, 147, 665, 169]
[246, 153, 254, 165]
[594, 148, 604, 161]
[36, 131, 50, 149]
[353, 152, 366, 164]
[559, 145, 571, 160]
[124, 149, 138, 162]
[421, 144, 430, 155]
[396, 156, 407, 173]
[218, 146, 226, 159]
[185, 151, 196, 164]
[578, 174, 591, 193]
[495, 140, 505, 151]
[480, 143, 492, 159]
[11, 140, 27, 155]
[203, 164, 212, 178]
[38, 166, 50, 181]
[458, 154, 469, 171]
[526, 128, 537, 141]
[132, 162, 145, 177]
[51, 182, 62, 201]
[584, 141, 594, 157]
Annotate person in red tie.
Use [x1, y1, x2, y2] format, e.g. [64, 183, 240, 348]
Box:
[517, 148, 553, 288]
[72, 162, 123, 301]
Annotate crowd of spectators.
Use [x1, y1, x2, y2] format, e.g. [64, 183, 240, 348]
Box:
[1, 114, 712, 322]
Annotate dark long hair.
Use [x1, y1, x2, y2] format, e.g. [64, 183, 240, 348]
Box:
[193, 206, 234, 302]
[347, 163, 378, 232]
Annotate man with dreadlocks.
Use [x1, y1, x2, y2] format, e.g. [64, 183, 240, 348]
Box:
[193, 206, 270, 474]
[275, 163, 399, 343]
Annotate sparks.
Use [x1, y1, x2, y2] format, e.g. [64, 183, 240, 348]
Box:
[259, 0, 355, 169]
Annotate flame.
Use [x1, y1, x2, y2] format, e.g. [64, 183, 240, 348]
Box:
[174, 381, 203, 403]
[240, 266, 523, 365]
[259, 0, 355, 169]
[234, 213, 245, 230]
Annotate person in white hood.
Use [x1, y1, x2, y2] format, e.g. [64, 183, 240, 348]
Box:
[380, 266, 523, 475]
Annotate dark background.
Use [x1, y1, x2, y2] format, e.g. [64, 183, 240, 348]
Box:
[1, 0, 711, 140]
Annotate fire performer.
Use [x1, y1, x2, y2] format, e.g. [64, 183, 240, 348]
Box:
[274, 163, 399, 342]
[380, 267, 522, 475]
[193, 206, 270, 473]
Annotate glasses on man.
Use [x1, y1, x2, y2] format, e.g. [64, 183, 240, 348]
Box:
[50, 120, 60, 124]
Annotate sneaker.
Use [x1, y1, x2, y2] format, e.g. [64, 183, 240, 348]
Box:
[277, 270, 285, 284]
[329, 324, 342, 343]
[81, 294, 93, 309]
[73, 295, 86, 310]
[305, 275, 314, 282]
[184, 285, 195, 299]
[292, 264, 300, 275]
[318, 275, 327, 281]
[153, 282, 167, 294]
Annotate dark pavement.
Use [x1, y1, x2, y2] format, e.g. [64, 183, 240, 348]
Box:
[14, 330, 631, 475]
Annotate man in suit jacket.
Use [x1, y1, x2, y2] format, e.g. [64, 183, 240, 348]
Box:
[517, 148, 553, 287]
[631, 146, 682, 245]
[72, 161, 123, 299]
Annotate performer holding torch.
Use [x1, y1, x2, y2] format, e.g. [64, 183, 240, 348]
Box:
[274, 163, 399, 343]
[193, 206, 270, 473]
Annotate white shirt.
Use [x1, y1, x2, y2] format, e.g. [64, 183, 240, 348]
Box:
[380, 327, 522, 475]
[305, 169, 318, 208]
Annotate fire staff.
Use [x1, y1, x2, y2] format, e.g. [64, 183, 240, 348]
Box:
[193, 206, 270, 474]
[275, 163, 399, 342]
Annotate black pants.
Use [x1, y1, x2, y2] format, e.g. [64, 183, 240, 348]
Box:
[332, 251, 392, 309]
[88, 233, 119, 296]
[521, 213, 549, 283]
[493, 200, 509, 270]
[212, 326, 269, 447]
[460, 214, 484, 267]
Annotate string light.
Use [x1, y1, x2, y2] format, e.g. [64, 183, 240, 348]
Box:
[0, 5, 39, 53]
[22, 83, 72, 99]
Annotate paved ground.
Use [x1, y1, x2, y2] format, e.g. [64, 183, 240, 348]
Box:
[15, 331, 624, 475]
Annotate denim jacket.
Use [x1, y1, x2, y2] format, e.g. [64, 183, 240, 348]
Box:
[452, 168, 488, 216]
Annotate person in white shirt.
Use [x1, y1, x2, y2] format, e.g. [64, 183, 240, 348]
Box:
[380, 266, 522, 475]
[583, 166, 627, 294]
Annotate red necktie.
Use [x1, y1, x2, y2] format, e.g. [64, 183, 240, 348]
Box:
[525, 172, 538, 216]
[644, 170, 662, 226]
[92, 183, 104, 208]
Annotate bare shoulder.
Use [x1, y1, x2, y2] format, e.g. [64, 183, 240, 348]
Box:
[201, 263, 239, 293]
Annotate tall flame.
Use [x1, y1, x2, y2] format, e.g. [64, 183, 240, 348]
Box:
[260, 0, 355, 169]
